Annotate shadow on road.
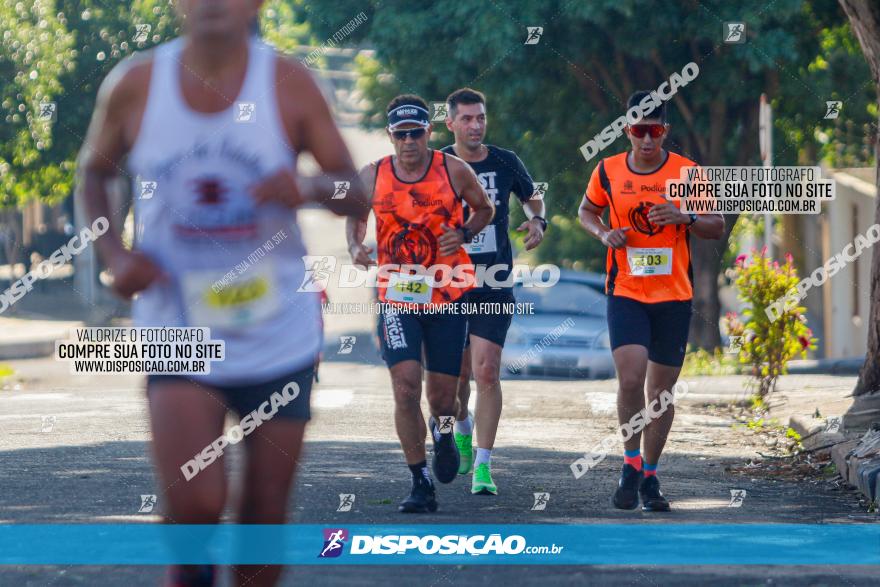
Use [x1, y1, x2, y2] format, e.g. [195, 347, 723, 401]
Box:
[0, 439, 874, 586]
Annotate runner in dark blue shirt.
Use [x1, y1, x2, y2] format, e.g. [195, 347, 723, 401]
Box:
[440, 87, 547, 496]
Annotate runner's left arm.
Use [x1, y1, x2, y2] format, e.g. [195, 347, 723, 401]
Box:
[439, 157, 495, 256]
[647, 166, 724, 239]
[252, 57, 369, 218]
[511, 154, 546, 251]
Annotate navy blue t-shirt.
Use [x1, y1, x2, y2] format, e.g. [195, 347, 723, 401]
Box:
[441, 144, 535, 292]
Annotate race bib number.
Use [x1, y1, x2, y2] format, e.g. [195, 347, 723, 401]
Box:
[626, 247, 673, 276]
[182, 262, 281, 328]
[463, 225, 497, 255]
[386, 272, 433, 304]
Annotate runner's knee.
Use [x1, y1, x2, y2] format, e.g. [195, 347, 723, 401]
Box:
[472, 357, 501, 388]
[392, 378, 421, 408]
[426, 390, 457, 415]
[168, 486, 225, 523]
[618, 371, 645, 394]
[239, 486, 288, 523]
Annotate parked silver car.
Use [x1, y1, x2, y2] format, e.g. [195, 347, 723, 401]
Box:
[502, 270, 614, 379]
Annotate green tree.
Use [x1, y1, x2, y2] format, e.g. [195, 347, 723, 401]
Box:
[305, 0, 874, 349]
[0, 0, 73, 263]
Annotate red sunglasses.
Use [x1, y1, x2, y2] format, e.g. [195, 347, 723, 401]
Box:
[628, 124, 666, 138]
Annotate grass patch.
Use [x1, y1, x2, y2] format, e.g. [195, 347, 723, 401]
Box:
[681, 348, 742, 377]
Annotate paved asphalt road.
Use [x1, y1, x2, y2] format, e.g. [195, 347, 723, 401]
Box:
[1, 355, 877, 586]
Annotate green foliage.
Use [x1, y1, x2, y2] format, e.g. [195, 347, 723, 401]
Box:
[305, 0, 874, 279]
[723, 250, 817, 397]
[681, 347, 742, 376]
[0, 0, 179, 210]
[0, 1, 311, 212]
[0, 0, 74, 207]
[775, 14, 876, 167]
[261, 0, 313, 54]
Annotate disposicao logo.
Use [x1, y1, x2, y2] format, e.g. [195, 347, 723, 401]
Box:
[319, 528, 348, 558]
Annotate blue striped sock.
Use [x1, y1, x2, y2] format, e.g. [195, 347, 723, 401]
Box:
[644, 462, 658, 477]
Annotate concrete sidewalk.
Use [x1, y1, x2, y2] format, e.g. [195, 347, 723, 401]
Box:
[0, 317, 82, 360]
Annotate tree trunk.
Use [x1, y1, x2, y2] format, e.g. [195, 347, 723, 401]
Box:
[839, 0, 880, 397]
[688, 101, 758, 350]
[1, 209, 23, 278]
[689, 214, 738, 349]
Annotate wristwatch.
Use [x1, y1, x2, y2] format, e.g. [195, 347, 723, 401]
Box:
[533, 215, 548, 231]
[687, 212, 698, 227]
[458, 226, 474, 243]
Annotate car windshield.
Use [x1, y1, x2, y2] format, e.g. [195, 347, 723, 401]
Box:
[514, 280, 606, 316]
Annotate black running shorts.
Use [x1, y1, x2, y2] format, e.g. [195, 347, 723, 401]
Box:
[147, 362, 315, 420]
[377, 303, 467, 376]
[462, 289, 516, 348]
[606, 294, 692, 367]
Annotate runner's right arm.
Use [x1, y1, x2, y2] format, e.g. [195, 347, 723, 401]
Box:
[76, 59, 165, 298]
[578, 164, 630, 250]
[346, 163, 377, 269]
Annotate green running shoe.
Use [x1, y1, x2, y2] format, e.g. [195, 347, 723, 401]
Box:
[454, 432, 474, 475]
[471, 463, 497, 495]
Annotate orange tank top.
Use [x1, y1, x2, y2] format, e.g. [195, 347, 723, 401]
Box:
[372, 150, 474, 306]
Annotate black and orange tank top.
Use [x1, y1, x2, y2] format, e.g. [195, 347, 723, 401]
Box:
[372, 150, 474, 306]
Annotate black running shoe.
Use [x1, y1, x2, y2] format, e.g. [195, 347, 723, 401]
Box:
[429, 416, 460, 484]
[639, 475, 671, 512]
[612, 464, 643, 510]
[398, 477, 438, 513]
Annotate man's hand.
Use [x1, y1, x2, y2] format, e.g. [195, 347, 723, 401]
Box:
[647, 202, 686, 226]
[107, 250, 165, 298]
[438, 223, 465, 256]
[516, 218, 544, 251]
[600, 227, 631, 249]
[348, 242, 375, 269]
[250, 168, 308, 208]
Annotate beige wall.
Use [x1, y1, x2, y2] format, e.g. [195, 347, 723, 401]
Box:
[820, 168, 876, 358]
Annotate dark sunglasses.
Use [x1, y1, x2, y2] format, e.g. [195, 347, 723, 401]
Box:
[391, 127, 427, 141]
[628, 124, 666, 138]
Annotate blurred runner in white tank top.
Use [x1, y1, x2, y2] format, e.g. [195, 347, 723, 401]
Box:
[77, 2, 368, 585]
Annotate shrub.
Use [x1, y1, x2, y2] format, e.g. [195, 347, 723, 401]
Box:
[723, 249, 816, 398]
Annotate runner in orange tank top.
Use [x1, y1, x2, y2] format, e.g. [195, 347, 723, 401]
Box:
[346, 94, 494, 513]
[372, 149, 475, 306]
[577, 91, 723, 513]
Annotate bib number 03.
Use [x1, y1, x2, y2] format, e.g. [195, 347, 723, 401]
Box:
[626, 247, 673, 276]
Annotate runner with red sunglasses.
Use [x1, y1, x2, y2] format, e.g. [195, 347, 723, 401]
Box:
[577, 91, 724, 512]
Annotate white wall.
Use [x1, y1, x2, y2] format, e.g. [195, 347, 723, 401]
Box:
[822, 168, 876, 358]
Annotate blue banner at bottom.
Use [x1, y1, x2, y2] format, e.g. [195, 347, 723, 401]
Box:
[0, 524, 878, 565]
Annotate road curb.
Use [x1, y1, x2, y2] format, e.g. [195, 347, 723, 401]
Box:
[0, 338, 57, 361]
[0, 318, 81, 361]
[829, 429, 880, 505]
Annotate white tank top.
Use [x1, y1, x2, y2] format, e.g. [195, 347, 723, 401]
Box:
[127, 37, 322, 385]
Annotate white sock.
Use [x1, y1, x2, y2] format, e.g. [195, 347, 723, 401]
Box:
[454, 416, 473, 435]
[475, 448, 492, 467]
